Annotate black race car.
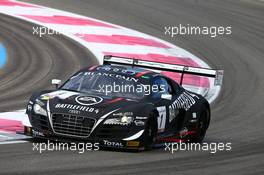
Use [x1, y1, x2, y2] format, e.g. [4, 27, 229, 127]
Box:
[25, 55, 223, 150]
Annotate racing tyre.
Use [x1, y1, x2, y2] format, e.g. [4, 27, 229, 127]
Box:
[143, 112, 157, 150]
[190, 108, 210, 143]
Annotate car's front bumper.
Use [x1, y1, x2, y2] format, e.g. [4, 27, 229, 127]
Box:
[25, 126, 144, 150]
[26, 114, 146, 150]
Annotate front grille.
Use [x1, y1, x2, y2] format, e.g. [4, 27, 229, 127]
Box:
[52, 113, 96, 138]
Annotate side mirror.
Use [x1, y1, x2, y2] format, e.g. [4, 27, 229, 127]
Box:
[161, 94, 172, 100]
[51, 79, 61, 89]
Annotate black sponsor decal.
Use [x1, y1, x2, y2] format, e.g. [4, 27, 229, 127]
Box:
[75, 95, 103, 106]
[134, 120, 145, 126]
[169, 106, 179, 122]
[103, 140, 124, 148]
[86, 71, 139, 82]
[170, 92, 199, 111]
[27, 104, 32, 111]
[68, 110, 81, 115]
[55, 103, 99, 114]
[96, 66, 137, 75]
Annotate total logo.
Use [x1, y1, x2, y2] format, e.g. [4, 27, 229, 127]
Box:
[75, 95, 103, 106]
[103, 140, 124, 148]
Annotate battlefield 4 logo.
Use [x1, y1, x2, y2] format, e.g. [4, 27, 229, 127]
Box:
[55, 103, 99, 114]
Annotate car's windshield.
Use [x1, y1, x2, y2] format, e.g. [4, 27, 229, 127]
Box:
[61, 71, 148, 100]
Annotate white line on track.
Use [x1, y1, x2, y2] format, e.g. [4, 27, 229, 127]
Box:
[0, 140, 28, 145]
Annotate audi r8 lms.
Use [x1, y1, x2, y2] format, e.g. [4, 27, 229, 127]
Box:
[25, 56, 223, 150]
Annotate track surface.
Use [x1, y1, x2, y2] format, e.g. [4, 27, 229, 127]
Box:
[1, 0, 264, 174]
[0, 14, 98, 112]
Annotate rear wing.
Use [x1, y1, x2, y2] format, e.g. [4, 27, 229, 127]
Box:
[103, 55, 224, 86]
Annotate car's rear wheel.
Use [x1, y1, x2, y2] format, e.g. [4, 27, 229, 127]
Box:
[190, 108, 210, 143]
[142, 112, 157, 150]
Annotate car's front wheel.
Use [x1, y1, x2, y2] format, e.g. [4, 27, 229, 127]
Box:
[142, 112, 157, 150]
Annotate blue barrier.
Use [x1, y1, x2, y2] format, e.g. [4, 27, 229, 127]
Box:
[0, 43, 6, 69]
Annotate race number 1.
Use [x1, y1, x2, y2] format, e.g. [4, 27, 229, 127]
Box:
[157, 106, 166, 133]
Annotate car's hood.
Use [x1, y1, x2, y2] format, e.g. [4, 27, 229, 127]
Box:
[42, 90, 141, 119]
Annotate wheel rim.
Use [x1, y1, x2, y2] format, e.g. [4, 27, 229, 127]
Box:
[144, 116, 156, 149]
[147, 125, 154, 143]
[199, 110, 209, 139]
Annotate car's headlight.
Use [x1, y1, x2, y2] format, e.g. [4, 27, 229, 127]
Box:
[104, 112, 133, 125]
[33, 103, 47, 116]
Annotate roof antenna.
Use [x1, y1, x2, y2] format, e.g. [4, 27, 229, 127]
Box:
[132, 58, 138, 68]
[180, 66, 187, 85]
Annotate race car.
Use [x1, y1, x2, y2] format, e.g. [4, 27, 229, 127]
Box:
[25, 55, 223, 150]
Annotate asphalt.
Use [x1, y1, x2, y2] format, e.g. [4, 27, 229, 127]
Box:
[0, 0, 264, 174]
[0, 14, 98, 111]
